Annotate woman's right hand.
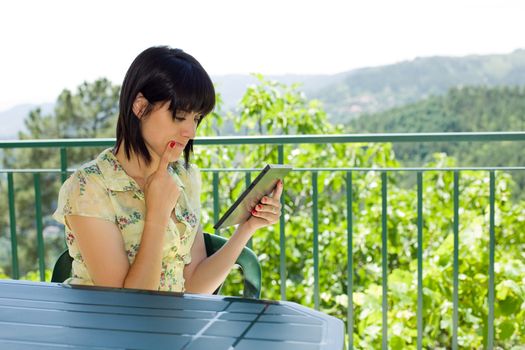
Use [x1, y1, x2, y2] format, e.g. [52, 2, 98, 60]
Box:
[144, 141, 181, 220]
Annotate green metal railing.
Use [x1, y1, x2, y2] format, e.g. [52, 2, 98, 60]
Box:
[1, 132, 524, 350]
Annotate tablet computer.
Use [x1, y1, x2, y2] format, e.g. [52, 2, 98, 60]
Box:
[213, 164, 293, 230]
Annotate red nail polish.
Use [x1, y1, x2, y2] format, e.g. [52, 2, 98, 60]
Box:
[169, 141, 176, 148]
[252, 210, 257, 215]
[257, 205, 262, 210]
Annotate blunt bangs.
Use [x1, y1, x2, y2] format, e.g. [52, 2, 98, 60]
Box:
[167, 61, 216, 118]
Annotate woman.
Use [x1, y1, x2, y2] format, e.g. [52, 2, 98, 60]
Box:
[53, 46, 283, 293]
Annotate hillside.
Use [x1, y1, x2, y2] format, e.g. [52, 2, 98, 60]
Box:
[313, 49, 525, 123]
[213, 49, 525, 121]
[349, 85, 525, 190]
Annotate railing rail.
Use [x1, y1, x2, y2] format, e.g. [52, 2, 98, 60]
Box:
[1, 131, 525, 149]
[1, 132, 525, 350]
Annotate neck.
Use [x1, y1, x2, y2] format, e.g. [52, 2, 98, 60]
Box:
[114, 143, 159, 182]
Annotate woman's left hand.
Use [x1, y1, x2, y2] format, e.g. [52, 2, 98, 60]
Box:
[240, 180, 283, 234]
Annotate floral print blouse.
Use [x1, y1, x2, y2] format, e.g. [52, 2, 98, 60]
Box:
[53, 148, 201, 292]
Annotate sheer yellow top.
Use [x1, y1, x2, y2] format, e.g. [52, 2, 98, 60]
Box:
[53, 148, 201, 292]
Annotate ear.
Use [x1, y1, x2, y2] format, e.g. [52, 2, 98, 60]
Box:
[132, 93, 148, 119]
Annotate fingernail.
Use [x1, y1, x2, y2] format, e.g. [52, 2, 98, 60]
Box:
[169, 141, 176, 148]
[257, 205, 262, 210]
[262, 197, 267, 203]
[252, 209, 257, 215]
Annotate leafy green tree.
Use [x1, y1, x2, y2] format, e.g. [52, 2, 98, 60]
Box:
[1, 78, 120, 276]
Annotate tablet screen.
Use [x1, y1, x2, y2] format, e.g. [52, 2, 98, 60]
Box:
[213, 164, 293, 230]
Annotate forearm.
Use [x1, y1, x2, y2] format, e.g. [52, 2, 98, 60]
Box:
[185, 225, 254, 294]
[123, 218, 168, 290]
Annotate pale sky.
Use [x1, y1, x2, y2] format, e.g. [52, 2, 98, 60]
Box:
[0, 0, 524, 112]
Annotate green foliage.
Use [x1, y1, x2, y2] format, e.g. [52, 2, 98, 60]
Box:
[193, 77, 525, 348]
[238, 74, 337, 135]
[1, 75, 524, 348]
[20, 269, 52, 282]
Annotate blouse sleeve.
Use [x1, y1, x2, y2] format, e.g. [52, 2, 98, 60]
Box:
[53, 169, 115, 230]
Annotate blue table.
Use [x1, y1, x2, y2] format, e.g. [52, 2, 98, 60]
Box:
[0, 279, 344, 349]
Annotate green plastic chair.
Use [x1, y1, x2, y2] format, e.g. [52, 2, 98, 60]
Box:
[51, 233, 262, 298]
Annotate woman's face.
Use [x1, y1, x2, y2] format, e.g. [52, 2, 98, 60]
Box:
[139, 101, 200, 163]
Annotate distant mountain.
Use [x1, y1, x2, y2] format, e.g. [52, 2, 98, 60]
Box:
[212, 49, 525, 123]
[3, 49, 525, 138]
[312, 49, 525, 123]
[0, 103, 54, 139]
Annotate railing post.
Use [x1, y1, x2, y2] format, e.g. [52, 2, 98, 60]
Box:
[7, 173, 19, 279]
[453, 171, 459, 350]
[213, 171, 219, 236]
[34, 173, 45, 281]
[60, 147, 68, 183]
[381, 171, 388, 350]
[312, 171, 319, 310]
[346, 171, 354, 350]
[487, 171, 495, 349]
[417, 172, 424, 350]
[278, 145, 287, 301]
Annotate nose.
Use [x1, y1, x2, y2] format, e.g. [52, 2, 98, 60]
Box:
[180, 117, 197, 139]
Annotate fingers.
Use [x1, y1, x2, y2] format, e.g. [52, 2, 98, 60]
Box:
[251, 206, 281, 223]
[270, 179, 284, 200]
[253, 203, 281, 215]
[261, 180, 283, 207]
[247, 180, 284, 229]
[252, 184, 283, 220]
[158, 141, 176, 171]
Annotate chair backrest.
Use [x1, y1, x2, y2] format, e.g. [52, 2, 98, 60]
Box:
[51, 232, 262, 298]
[50, 249, 75, 283]
[203, 233, 261, 298]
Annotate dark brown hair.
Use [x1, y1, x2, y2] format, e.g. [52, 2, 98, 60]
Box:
[114, 46, 215, 167]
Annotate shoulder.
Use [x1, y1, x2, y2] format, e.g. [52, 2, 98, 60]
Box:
[77, 159, 103, 179]
[73, 160, 104, 185]
[55, 161, 116, 225]
[60, 159, 106, 197]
